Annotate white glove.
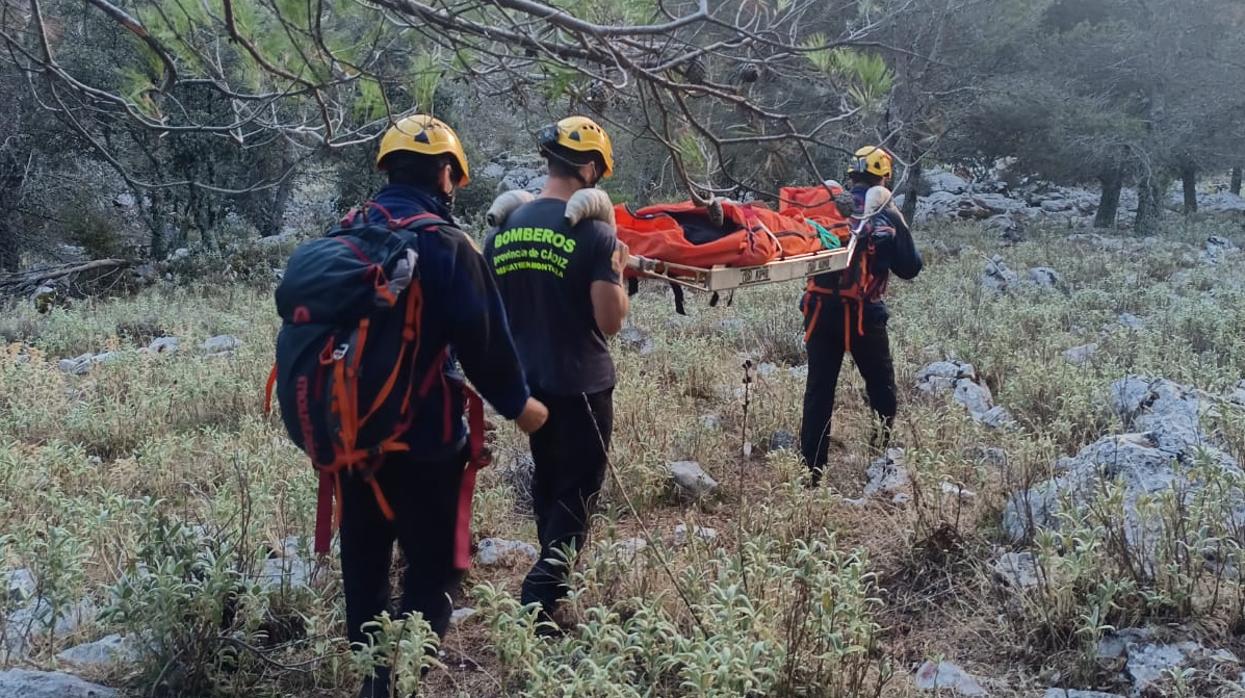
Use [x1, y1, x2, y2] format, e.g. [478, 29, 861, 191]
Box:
[565, 188, 615, 228]
[486, 190, 535, 230]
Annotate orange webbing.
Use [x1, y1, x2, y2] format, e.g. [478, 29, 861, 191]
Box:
[367, 475, 395, 520]
[263, 363, 278, 414]
[331, 358, 357, 454]
[363, 282, 423, 424]
[803, 294, 821, 344]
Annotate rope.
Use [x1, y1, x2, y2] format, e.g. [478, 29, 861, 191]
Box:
[579, 393, 710, 636]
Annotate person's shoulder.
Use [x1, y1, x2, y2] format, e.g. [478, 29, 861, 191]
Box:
[510, 198, 565, 227]
[418, 219, 483, 256]
[577, 218, 617, 240]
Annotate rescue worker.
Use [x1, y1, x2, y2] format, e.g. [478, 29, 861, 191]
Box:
[800, 146, 922, 486]
[482, 116, 630, 629]
[347, 115, 548, 697]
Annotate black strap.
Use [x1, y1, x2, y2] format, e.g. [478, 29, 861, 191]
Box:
[670, 282, 687, 315]
[627, 277, 639, 296]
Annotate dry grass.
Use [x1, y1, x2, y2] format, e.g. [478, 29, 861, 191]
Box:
[1, 220, 1243, 696]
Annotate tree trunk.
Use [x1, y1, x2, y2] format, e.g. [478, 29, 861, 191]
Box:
[0, 223, 19, 271]
[1134, 174, 1166, 235]
[1094, 168, 1123, 228]
[1181, 166, 1197, 214]
[1232, 167, 1242, 196]
[902, 158, 922, 223]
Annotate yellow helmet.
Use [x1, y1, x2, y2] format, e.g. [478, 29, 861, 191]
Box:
[539, 116, 614, 178]
[376, 115, 470, 186]
[849, 145, 893, 179]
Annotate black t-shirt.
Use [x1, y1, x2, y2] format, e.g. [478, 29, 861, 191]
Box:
[484, 197, 620, 396]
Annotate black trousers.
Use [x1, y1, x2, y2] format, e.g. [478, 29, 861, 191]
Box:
[521, 388, 613, 617]
[800, 301, 897, 480]
[339, 448, 466, 645]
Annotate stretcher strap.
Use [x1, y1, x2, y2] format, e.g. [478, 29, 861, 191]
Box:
[314, 472, 335, 555]
[453, 387, 491, 570]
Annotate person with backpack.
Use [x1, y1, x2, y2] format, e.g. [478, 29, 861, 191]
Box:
[271, 114, 547, 698]
[800, 145, 922, 486]
[482, 116, 629, 630]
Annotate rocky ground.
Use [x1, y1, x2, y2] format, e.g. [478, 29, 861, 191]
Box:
[0, 211, 1243, 696]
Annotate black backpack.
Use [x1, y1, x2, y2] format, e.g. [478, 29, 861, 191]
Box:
[266, 203, 450, 553]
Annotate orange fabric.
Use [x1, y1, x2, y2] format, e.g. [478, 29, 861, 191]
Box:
[614, 185, 851, 272]
[263, 364, 278, 415]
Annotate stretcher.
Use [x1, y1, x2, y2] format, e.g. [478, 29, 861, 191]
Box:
[626, 237, 856, 292]
[618, 182, 899, 293]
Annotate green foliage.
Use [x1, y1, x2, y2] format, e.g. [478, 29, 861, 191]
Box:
[800, 37, 893, 111]
[475, 530, 890, 697]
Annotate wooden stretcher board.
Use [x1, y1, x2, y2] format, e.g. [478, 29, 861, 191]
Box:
[627, 236, 856, 293]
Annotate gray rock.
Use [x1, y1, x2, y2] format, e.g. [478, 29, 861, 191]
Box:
[993, 551, 1040, 589]
[256, 553, 312, 591]
[916, 360, 976, 395]
[476, 538, 538, 566]
[925, 169, 970, 195]
[982, 255, 1019, 294]
[714, 317, 746, 334]
[1230, 380, 1245, 407]
[4, 568, 35, 605]
[913, 660, 987, 696]
[1040, 686, 1130, 691]
[673, 524, 717, 545]
[616, 537, 648, 562]
[169, 247, 191, 261]
[864, 449, 910, 500]
[1126, 641, 1199, 693]
[755, 362, 779, 378]
[699, 414, 722, 430]
[201, 335, 241, 355]
[1203, 235, 1240, 264]
[58, 352, 120, 376]
[1096, 627, 1154, 660]
[478, 162, 506, 180]
[953, 379, 995, 418]
[1040, 198, 1073, 213]
[972, 193, 1028, 216]
[617, 326, 655, 355]
[1117, 313, 1145, 330]
[449, 608, 477, 626]
[668, 461, 719, 499]
[769, 430, 797, 452]
[1005, 375, 1244, 549]
[1110, 376, 1209, 452]
[0, 669, 118, 698]
[1003, 432, 1180, 542]
[1027, 267, 1062, 288]
[984, 215, 1021, 239]
[978, 405, 1017, 430]
[147, 336, 180, 355]
[4, 596, 96, 659]
[974, 447, 1009, 470]
[941, 482, 976, 500]
[788, 364, 809, 380]
[1063, 343, 1099, 366]
[56, 634, 142, 668]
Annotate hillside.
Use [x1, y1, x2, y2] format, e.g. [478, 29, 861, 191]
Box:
[1, 218, 1243, 697]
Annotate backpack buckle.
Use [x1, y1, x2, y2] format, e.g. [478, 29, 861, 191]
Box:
[332, 343, 350, 361]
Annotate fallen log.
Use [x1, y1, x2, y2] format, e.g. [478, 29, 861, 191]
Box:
[0, 259, 131, 298]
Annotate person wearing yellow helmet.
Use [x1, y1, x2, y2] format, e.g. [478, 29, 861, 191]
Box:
[483, 116, 629, 630]
[799, 144, 922, 487]
[339, 114, 547, 698]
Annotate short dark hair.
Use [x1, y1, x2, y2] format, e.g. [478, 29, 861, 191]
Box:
[542, 143, 606, 181]
[848, 170, 883, 187]
[380, 150, 462, 188]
